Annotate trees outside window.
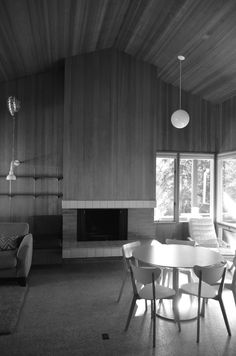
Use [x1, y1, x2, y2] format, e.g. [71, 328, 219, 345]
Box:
[217, 155, 236, 223]
[155, 157, 175, 221]
[155, 153, 214, 222]
[179, 157, 213, 221]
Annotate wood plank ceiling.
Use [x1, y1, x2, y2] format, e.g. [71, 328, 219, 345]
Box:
[0, 0, 236, 103]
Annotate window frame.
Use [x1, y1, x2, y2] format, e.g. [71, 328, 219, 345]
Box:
[155, 152, 215, 223]
[216, 151, 236, 224]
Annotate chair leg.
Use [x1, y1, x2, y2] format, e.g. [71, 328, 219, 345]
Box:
[200, 298, 205, 317]
[153, 299, 156, 348]
[173, 294, 181, 332]
[167, 270, 172, 288]
[196, 297, 201, 343]
[125, 296, 137, 331]
[187, 271, 194, 303]
[218, 297, 231, 336]
[228, 261, 234, 272]
[145, 299, 148, 312]
[187, 271, 192, 284]
[117, 272, 128, 302]
[162, 269, 167, 286]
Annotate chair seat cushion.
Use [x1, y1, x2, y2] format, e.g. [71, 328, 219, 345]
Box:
[180, 281, 218, 299]
[139, 284, 176, 300]
[0, 250, 17, 269]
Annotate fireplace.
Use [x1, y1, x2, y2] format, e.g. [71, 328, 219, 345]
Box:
[77, 209, 128, 241]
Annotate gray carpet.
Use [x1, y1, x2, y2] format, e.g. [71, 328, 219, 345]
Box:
[0, 285, 28, 335]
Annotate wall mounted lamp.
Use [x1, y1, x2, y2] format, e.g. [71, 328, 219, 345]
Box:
[6, 96, 21, 181]
[6, 160, 21, 181]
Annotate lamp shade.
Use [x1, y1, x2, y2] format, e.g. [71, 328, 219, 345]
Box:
[6, 173, 16, 181]
[171, 109, 190, 129]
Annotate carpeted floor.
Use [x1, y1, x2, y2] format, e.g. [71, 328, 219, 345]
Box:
[0, 284, 28, 335]
[0, 260, 235, 356]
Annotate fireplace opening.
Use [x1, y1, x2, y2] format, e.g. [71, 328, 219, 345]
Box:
[77, 209, 128, 241]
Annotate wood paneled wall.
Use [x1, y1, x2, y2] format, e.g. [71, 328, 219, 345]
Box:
[63, 49, 218, 201]
[0, 66, 64, 222]
[0, 48, 221, 244]
[64, 49, 156, 200]
[218, 96, 236, 152]
[154, 79, 219, 152]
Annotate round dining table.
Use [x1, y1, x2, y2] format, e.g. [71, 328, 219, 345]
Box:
[133, 243, 223, 321]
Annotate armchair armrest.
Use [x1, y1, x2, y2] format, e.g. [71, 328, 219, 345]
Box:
[218, 239, 230, 248]
[187, 237, 198, 246]
[16, 233, 33, 278]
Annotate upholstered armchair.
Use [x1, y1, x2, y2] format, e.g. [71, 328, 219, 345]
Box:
[0, 222, 33, 286]
[188, 218, 234, 260]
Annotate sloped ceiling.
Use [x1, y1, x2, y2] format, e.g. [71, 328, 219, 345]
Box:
[1, 0, 236, 103]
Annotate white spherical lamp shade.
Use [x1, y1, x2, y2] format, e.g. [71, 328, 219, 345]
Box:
[171, 109, 190, 129]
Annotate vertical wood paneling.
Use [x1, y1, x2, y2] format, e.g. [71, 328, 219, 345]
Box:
[155, 82, 218, 153]
[0, 66, 64, 222]
[218, 96, 236, 152]
[63, 49, 218, 201]
[128, 209, 156, 240]
[64, 49, 156, 200]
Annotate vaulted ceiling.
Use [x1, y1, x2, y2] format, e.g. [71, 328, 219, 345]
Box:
[1, 0, 236, 103]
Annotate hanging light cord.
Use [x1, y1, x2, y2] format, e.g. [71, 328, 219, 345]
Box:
[179, 59, 182, 110]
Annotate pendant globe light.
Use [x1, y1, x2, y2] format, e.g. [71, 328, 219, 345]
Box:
[171, 55, 190, 129]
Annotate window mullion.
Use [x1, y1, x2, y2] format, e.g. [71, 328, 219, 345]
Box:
[175, 154, 180, 223]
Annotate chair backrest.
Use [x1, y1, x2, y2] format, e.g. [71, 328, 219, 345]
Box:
[129, 262, 161, 297]
[122, 241, 141, 259]
[131, 263, 162, 285]
[122, 241, 141, 271]
[188, 218, 219, 247]
[0, 222, 29, 237]
[165, 238, 195, 246]
[193, 262, 226, 285]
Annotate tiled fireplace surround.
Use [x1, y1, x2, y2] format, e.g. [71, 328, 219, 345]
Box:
[62, 200, 156, 259]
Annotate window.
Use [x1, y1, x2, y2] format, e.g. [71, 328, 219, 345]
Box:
[155, 155, 176, 222]
[155, 153, 214, 222]
[217, 152, 236, 223]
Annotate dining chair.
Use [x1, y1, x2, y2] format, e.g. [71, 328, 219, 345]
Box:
[117, 241, 141, 302]
[220, 251, 236, 306]
[125, 261, 181, 348]
[117, 239, 169, 302]
[165, 239, 195, 286]
[179, 261, 231, 343]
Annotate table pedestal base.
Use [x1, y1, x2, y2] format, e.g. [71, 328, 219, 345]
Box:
[156, 296, 198, 322]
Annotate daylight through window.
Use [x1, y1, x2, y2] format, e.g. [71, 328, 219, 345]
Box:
[155, 153, 214, 222]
